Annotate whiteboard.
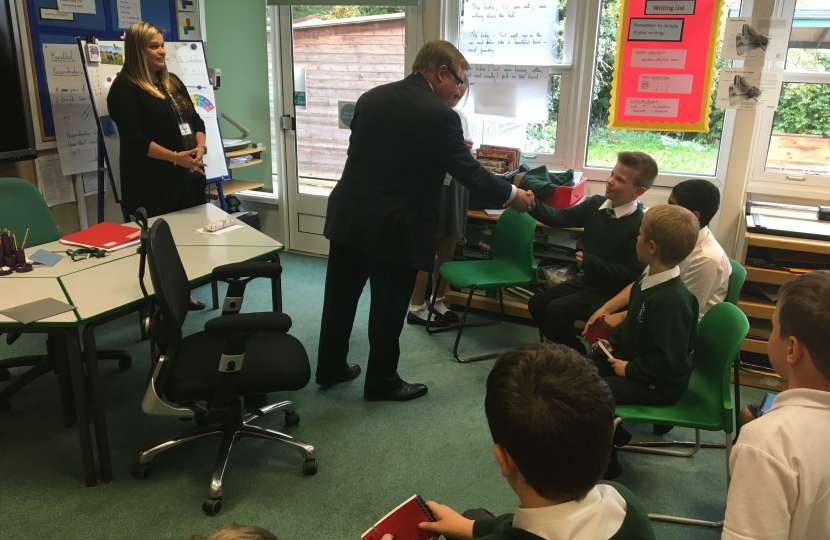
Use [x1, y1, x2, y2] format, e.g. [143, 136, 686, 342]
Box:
[42, 43, 98, 176]
[80, 39, 230, 197]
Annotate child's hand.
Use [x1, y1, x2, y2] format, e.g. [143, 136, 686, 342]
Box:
[591, 339, 613, 354]
[381, 535, 395, 540]
[604, 311, 625, 331]
[582, 310, 606, 336]
[419, 501, 475, 540]
[575, 251, 584, 266]
[608, 357, 628, 377]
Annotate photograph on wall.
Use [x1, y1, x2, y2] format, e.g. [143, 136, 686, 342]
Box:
[715, 67, 784, 110]
[721, 17, 791, 61]
[99, 44, 124, 65]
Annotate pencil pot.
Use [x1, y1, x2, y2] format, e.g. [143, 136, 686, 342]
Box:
[4, 255, 15, 269]
[1, 236, 13, 257]
[14, 249, 25, 265]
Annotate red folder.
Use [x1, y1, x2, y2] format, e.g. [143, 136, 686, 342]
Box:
[584, 315, 610, 343]
[362, 495, 437, 540]
[60, 222, 141, 252]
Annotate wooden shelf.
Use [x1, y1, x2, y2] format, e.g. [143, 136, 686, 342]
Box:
[228, 158, 263, 170]
[745, 265, 799, 286]
[737, 298, 776, 319]
[746, 232, 830, 255]
[225, 146, 266, 158]
[207, 180, 264, 199]
[731, 368, 787, 392]
[445, 290, 532, 319]
[742, 337, 769, 355]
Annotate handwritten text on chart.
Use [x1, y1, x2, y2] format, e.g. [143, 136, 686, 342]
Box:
[637, 74, 694, 94]
[462, 0, 558, 65]
[628, 19, 684, 42]
[630, 48, 687, 69]
[468, 64, 546, 83]
[43, 44, 99, 175]
[624, 98, 679, 117]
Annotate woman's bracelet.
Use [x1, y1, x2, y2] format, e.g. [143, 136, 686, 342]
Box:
[173, 151, 177, 167]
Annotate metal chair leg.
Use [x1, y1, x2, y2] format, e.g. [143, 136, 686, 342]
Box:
[207, 430, 236, 499]
[137, 426, 223, 464]
[237, 424, 316, 460]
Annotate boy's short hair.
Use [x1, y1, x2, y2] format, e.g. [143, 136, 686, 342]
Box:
[641, 204, 699, 266]
[671, 179, 721, 227]
[617, 151, 659, 189]
[485, 343, 615, 502]
[190, 524, 279, 540]
[777, 270, 830, 379]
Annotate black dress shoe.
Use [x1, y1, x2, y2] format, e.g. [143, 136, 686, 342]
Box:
[441, 310, 459, 323]
[406, 310, 449, 328]
[653, 424, 674, 436]
[316, 364, 362, 389]
[188, 299, 206, 311]
[364, 381, 428, 402]
[603, 449, 623, 480]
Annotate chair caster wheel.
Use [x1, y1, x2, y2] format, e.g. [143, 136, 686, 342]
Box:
[202, 497, 222, 516]
[284, 411, 300, 427]
[118, 358, 132, 370]
[132, 463, 152, 479]
[303, 458, 317, 476]
[0, 369, 10, 382]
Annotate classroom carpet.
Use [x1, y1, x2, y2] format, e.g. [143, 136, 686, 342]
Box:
[0, 252, 768, 540]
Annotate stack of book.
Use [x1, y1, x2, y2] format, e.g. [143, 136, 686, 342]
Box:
[476, 145, 520, 174]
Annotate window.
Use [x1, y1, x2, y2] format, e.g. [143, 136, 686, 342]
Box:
[583, 0, 742, 182]
[751, 0, 830, 197]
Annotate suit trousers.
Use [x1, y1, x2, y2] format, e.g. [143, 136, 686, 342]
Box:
[587, 352, 680, 406]
[527, 276, 609, 353]
[316, 240, 419, 392]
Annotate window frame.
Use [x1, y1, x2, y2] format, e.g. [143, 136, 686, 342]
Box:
[748, 0, 830, 199]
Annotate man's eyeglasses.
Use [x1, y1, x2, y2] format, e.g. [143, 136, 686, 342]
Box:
[445, 66, 465, 89]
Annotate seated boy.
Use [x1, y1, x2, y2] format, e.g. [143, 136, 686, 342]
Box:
[584, 178, 731, 333]
[527, 151, 657, 352]
[418, 343, 655, 540]
[722, 271, 830, 540]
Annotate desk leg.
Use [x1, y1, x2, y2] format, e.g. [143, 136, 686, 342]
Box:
[83, 323, 113, 483]
[60, 329, 97, 486]
[50, 334, 77, 429]
[212, 279, 219, 310]
[270, 254, 282, 312]
[216, 183, 227, 212]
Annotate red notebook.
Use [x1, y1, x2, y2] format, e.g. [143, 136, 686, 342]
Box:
[362, 495, 437, 540]
[584, 315, 610, 343]
[60, 222, 141, 252]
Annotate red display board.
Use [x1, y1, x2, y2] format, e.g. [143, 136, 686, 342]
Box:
[608, 0, 725, 131]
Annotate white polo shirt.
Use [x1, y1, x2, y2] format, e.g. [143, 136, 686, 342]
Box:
[722, 388, 830, 540]
[678, 226, 731, 319]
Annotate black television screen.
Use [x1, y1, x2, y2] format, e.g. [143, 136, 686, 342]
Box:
[0, 0, 36, 163]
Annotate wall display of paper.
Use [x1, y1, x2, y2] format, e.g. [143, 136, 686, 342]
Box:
[177, 12, 201, 40]
[35, 155, 77, 207]
[176, 0, 197, 12]
[40, 8, 75, 21]
[57, 0, 96, 14]
[82, 171, 100, 194]
[166, 43, 216, 119]
[461, 0, 559, 65]
[715, 67, 784, 110]
[460, 65, 549, 123]
[608, 0, 725, 131]
[721, 18, 790, 61]
[42, 44, 98, 176]
[116, 0, 142, 29]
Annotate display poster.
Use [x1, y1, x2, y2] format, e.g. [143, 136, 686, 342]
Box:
[460, 64, 550, 123]
[608, 0, 726, 131]
[460, 0, 559, 65]
[721, 17, 790, 61]
[715, 67, 784, 110]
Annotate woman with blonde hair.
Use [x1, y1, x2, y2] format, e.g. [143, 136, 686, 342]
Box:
[107, 23, 207, 217]
[108, 22, 208, 308]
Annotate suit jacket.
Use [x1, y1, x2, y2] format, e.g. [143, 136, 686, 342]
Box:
[107, 73, 206, 217]
[324, 72, 513, 271]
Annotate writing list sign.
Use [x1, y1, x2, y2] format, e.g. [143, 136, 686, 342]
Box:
[608, 0, 725, 132]
[461, 0, 559, 65]
[43, 43, 98, 176]
[460, 64, 549, 123]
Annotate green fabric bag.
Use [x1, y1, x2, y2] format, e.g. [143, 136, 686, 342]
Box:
[518, 166, 575, 196]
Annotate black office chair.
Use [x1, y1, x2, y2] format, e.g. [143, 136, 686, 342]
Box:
[132, 218, 316, 515]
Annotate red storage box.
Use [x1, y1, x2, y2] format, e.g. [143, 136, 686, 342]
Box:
[543, 176, 587, 209]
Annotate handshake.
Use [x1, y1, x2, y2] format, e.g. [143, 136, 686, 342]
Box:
[506, 188, 536, 213]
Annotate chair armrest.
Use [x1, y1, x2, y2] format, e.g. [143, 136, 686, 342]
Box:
[212, 261, 282, 281]
[204, 312, 292, 336]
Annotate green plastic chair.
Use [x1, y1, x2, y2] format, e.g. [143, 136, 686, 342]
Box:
[0, 177, 130, 414]
[614, 301, 749, 528]
[427, 209, 538, 362]
[725, 258, 747, 434]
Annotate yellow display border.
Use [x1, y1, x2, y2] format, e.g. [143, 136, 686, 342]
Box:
[607, 0, 727, 132]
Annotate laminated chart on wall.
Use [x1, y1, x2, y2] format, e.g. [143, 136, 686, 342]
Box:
[607, 0, 726, 131]
[721, 17, 790, 62]
[80, 39, 229, 196]
[459, 65, 550, 123]
[715, 67, 783, 110]
[42, 43, 99, 175]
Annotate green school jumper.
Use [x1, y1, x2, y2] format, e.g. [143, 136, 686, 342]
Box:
[530, 195, 645, 294]
[470, 482, 655, 540]
[608, 273, 699, 400]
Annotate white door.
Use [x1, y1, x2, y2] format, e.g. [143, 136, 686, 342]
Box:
[272, 5, 407, 254]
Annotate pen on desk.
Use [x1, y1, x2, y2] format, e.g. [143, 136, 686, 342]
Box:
[13, 233, 17, 250]
[21, 228, 29, 250]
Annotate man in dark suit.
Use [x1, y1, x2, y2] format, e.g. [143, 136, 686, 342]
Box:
[316, 40, 536, 402]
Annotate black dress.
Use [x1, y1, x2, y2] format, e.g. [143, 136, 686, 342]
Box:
[107, 73, 206, 218]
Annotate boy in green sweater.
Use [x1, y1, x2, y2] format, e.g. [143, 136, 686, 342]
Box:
[588, 205, 699, 478]
[525, 152, 657, 353]
[417, 343, 655, 540]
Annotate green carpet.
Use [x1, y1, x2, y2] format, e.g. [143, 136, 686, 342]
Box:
[0, 252, 767, 539]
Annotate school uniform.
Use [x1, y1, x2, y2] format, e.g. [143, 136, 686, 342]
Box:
[527, 195, 646, 351]
[469, 482, 655, 540]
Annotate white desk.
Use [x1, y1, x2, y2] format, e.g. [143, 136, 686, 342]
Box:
[1, 204, 284, 485]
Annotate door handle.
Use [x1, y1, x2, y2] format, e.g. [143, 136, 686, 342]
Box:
[281, 115, 295, 131]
